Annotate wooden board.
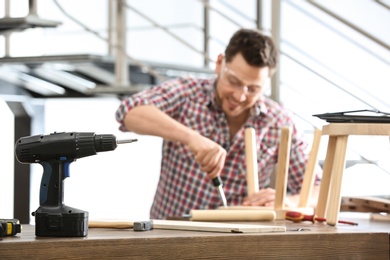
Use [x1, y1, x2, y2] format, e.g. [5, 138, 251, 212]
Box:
[152, 219, 286, 233]
[370, 213, 390, 222]
[322, 123, 390, 136]
[341, 196, 390, 213]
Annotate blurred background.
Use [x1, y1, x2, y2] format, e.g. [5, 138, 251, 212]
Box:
[1, 0, 389, 224]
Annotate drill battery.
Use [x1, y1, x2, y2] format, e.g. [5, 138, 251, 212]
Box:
[0, 219, 22, 237]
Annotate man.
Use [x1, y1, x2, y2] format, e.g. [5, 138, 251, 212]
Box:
[116, 28, 321, 219]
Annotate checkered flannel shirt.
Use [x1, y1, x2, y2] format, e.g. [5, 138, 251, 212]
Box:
[116, 76, 318, 219]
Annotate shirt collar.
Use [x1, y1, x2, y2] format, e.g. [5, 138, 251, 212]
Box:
[252, 98, 268, 116]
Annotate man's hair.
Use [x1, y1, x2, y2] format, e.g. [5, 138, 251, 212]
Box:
[225, 28, 278, 75]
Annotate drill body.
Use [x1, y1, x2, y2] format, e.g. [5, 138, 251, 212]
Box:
[15, 132, 124, 237]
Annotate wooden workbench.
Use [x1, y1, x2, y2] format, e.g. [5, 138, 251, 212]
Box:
[1, 213, 389, 259]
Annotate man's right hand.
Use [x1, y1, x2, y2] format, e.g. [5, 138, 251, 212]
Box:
[187, 132, 227, 180]
[123, 106, 227, 179]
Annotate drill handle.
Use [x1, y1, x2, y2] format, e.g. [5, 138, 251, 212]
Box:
[39, 159, 72, 207]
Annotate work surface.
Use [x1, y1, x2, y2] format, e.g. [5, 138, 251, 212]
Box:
[1, 213, 389, 259]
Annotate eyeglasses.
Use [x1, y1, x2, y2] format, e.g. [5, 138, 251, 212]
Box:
[220, 60, 262, 97]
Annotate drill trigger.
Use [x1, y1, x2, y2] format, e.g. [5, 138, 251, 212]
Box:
[59, 156, 71, 178]
[64, 161, 71, 178]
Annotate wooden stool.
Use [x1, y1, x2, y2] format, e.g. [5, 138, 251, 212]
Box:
[244, 126, 321, 219]
[315, 123, 390, 226]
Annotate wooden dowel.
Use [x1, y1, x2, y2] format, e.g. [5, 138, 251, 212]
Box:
[190, 209, 276, 221]
[89, 221, 134, 229]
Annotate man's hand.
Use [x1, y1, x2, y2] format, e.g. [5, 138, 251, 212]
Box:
[187, 132, 227, 180]
[242, 188, 300, 207]
[242, 188, 276, 207]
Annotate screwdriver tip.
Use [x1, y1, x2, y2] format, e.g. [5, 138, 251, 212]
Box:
[117, 138, 138, 144]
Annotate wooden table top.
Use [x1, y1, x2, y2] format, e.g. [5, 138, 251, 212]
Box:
[1, 213, 389, 259]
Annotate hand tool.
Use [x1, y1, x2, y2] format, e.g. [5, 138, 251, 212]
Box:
[212, 176, 227, 208]
[0, 219, 22, 237]
[15, 132, 137, 237]
[285, 211, 358, 225]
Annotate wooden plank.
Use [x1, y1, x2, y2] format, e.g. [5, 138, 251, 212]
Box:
[322, 123, 390, 136]
[152, 219, 286, 233]
[341, 196, 390, 213]
[370, 213, 390, 222]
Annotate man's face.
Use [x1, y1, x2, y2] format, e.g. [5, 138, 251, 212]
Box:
[215, 53, 270, 118]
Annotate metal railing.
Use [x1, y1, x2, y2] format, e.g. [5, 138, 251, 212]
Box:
[3, 3, 389, 118]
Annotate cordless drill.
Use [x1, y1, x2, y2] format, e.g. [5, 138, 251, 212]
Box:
[14, 132, 137, 237]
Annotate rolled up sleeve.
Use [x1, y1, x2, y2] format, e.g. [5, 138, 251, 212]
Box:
[115, 77, 192, 132]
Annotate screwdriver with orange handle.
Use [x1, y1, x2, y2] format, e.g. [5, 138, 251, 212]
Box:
[285, 211, 358, 225]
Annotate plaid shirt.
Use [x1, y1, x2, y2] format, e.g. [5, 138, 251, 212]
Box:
[116, 76, 317, 219]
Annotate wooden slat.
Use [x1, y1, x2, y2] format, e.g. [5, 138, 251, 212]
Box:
[152, 219, 286, 233]
[322, 123, 390, 136]
[341, 196, 390, 213]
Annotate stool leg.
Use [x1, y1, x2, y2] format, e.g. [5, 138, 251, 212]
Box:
[326, 135, 348, 226]
[245, 127, 259, 196]
[274, 126, 292, 210]
[298, 128, 322, 208]
[316, 136, 337, 218]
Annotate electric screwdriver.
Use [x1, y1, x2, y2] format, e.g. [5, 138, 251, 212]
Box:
[14, 132, 137, 237]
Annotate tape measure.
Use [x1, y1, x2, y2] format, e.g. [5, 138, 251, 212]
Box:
[0, 219, 22, 237]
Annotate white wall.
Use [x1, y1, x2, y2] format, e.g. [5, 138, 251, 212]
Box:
[0, 98, 15, 218]
[1, 0, 389, 222]
[29, 97, 162, 223]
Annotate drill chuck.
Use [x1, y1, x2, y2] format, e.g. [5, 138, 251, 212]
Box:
[94, 134, 117, 152]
